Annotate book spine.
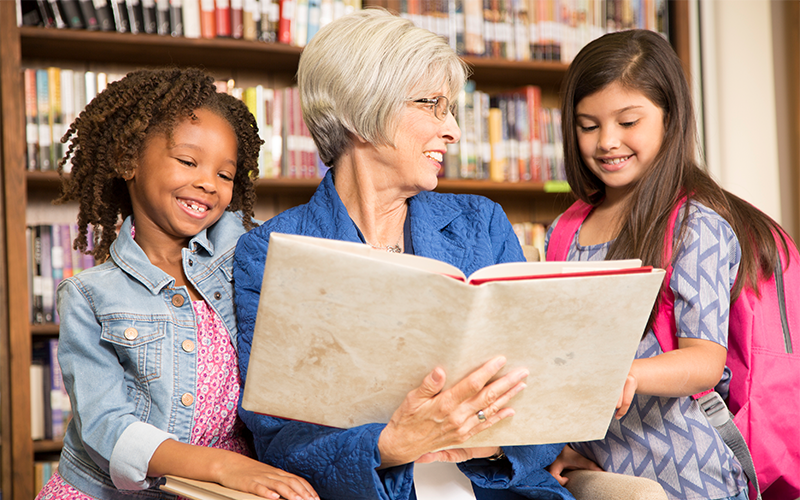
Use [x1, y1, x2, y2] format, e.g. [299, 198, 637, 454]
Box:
[91, 0, 115, 29]
[29, 226, 45, 324]
[231, 0, 243, 37]
[35, 69, 52, 171]
[182, 0, 201, 37]
[242, 0, 257, 39]
[36, 0, 57, 27]
[24, 68, 39, 171]
[39, 225, 55, 323]
[169, 0, 183, 36]
[126, 0, 145, 32]
[199, 0, 215, 37]
[47, 0, 68, 27]
[155, 0, 171, 33]
[60, 68, 75, 173]
[215, 0, 231, 36]
[141, 0, 158, 31]
[59, 0, 86, 27]
[110, 0, 130, 31]
[79, 0, 100, 29]
[277, 0, 293, 44]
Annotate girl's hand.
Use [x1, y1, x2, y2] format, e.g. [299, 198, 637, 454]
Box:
[615, 373, 638, 419]
[546, 445, 603, 486]
[149, 440, 318, 500]
[215, 453, 319, 500]
[377, 356, 528, 468]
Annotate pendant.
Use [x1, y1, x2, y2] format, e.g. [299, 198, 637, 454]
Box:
[386, 245, 402, 253]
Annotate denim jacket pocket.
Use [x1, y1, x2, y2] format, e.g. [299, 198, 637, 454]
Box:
[100, 318, 167, 384]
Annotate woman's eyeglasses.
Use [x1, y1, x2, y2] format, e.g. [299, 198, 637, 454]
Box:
[408, 96, 455, 121]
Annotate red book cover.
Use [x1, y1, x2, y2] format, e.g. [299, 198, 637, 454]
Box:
[277, 0, 294, 44]
[215, 0, 232, 36]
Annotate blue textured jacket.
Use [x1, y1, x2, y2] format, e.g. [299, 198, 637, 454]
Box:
[234, 171, 573, 500]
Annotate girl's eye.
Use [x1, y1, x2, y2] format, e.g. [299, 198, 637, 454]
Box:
[219, 172, 234, 182]
[177, 158, 195, 167]
[578, 125, 597, 132]
[620, 120, 639, 127]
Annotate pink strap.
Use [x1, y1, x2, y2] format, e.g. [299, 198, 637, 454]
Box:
[545, 200, 593, 262]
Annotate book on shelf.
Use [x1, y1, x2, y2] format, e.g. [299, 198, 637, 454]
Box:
[24, 68, 39, 171]
[231, 0, 244, 36]
[183, 0, 202, 37]
[156, 0, 171, 33]
[241, 232, 665, 447]
[31, 339, 71, 441]
[159, 475, 269, 500]
[241, 0, 257, 39]
[92, 0, 116, 30]
[170, 0, 184, 36]
[58, 0, 86, 28]
[215, 0, 232, 36]
[77, 0, 100, 30]
[141, 0, 158, 31]
[126, 0, 145, 32]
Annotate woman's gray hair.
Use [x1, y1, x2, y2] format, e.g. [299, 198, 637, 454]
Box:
[297, 8, 468, 166]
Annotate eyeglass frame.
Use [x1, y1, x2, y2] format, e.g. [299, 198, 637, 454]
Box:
[407, 95, 455, 121]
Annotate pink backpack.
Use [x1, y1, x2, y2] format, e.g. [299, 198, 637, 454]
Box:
[547, 199, 800, 500]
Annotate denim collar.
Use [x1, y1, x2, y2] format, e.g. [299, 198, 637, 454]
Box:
[109, 216, 215, 295]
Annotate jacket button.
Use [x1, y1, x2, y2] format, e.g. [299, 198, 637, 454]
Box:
[214, 292, 222, 300]
[188, 259, 193, 266]
[172, 295, 185, 307]
[181, 393, 194, 406]
[182, 339, 195, 352]
[124, 328, 138, 341]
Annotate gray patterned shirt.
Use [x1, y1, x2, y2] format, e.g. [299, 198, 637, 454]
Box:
[546, 201, 747, 500]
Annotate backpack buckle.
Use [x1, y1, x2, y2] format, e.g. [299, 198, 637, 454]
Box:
[698, 391, 731, 427]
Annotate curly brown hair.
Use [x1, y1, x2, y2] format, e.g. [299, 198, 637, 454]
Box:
[56, 67, 263, 262]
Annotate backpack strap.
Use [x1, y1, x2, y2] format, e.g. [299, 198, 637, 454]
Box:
[545, 200, 593, 262]
[656, 197, 762, 500]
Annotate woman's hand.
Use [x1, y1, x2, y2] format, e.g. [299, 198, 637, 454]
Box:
[376, 356, 528, 468]
[546, 444, 603, 486]
[416, 447, 501, 464]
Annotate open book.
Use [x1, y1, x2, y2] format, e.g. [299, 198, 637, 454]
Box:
[242, 233, 665, 447]
[159, 475, 268, 500]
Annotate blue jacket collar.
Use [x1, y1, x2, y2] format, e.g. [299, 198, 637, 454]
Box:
[315, 170, 467, 267]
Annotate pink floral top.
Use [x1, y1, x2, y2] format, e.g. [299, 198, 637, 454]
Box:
[36, 300, 251, 499]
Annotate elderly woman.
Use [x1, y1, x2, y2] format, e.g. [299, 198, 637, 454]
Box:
[233, 9, 572, 500]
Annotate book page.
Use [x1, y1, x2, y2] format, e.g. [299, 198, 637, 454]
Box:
[159, 476, 268, 500]
[242, 233, 666, 447]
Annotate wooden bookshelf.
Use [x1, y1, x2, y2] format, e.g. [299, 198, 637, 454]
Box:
[0, 2, 690, 498]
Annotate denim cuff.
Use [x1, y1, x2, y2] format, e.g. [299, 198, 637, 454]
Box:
[109, 421, 176, 489]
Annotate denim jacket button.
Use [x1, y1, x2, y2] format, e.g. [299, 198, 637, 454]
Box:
[182, 339, 195, 352]
[124, 328, 138, 341]
[214, 292, 222, 300]
[181, 393, 194, 406]
[172, 294, 185, 307]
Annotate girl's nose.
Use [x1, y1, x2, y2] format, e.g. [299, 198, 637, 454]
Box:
[598, 128, 620, 151]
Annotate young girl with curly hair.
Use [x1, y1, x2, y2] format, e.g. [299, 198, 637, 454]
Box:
[35, 67, 318, 500]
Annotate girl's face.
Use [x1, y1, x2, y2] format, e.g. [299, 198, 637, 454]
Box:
[575, 82, 664, 202]
[364, 85, 461, 195]
[127, 108, 237, 246]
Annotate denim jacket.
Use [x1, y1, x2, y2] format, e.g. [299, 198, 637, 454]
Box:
[56, 211, 248, 498]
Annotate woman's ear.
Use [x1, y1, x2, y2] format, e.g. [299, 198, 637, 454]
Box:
[122, 167, 135, 181]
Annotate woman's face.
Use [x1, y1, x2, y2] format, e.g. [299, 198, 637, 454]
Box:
[366, 85, 461, 195]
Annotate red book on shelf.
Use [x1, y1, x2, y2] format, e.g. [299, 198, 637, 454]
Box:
[277, 0, 294, 44]
[199, 0, 216, 37]
[215, 0, 232, 36]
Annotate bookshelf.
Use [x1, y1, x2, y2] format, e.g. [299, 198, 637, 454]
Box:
[0, 2, 690, 498]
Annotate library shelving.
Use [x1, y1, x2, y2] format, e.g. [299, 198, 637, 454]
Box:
[0, 1, 690, 498]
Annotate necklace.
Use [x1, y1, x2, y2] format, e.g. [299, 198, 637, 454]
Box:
[368, 240, 403, 253]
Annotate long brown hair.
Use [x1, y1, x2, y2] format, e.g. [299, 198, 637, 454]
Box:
[560, 29, 792, 300]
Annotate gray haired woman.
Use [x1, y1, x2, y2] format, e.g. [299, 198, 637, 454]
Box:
[234, 9, 573, 500]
